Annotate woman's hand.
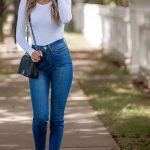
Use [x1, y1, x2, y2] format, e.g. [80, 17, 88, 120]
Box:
[31, 50, 43, 62]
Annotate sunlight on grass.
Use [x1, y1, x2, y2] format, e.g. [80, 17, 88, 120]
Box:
[64, 31, 85, 42]
[78, 54, 150, 149]
[121, 104, 146, 117]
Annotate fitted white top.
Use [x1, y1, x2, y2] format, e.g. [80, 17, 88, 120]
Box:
[16, 0, 72, 56]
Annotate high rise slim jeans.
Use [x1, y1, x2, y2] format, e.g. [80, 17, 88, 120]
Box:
[29, 38, 73, 150]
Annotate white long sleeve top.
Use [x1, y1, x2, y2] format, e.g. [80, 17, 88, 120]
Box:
[16, 0, 72, 56]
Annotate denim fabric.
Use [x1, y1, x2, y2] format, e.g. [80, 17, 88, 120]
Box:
[29, 38, 73, 150]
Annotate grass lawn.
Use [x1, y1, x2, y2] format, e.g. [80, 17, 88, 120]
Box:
[77, 53, 150, 150]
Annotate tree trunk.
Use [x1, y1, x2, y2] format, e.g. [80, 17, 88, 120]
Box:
[14, 0, 20, 43]
[0, 0, 4, 43]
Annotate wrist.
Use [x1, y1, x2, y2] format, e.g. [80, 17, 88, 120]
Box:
[30, 50, 36, 57]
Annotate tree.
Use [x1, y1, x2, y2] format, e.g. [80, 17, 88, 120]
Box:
[14, 0, 20, 43]
[0, 0, 4, 42]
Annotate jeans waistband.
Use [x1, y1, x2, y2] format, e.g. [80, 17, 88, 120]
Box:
[32, 38, 67, 50]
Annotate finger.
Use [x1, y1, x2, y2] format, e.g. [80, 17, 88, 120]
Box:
[32, 55, 40, 61]
[31, 58, 38, 62]
[32, 55, 40, 60]
[33, 54, 41, 61]
[32, 58, 39, 62]
[33, 56, 40, 61]
[37, 50, 42, 56]
[32, 53, 39, 59]
[31, 57, 38, 61]
[39, 51, 43, 57]
[33, 51, 41, 57]
[36, 50, 43, 57]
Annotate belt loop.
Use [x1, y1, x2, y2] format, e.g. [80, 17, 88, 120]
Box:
[47, 44, 50, 50]
[35, 45, 38, 50]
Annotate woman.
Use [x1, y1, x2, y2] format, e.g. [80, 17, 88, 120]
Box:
[16, 0, 73, 149]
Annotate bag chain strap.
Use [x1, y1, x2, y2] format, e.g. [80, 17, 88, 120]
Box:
[26, 15, 38, 56]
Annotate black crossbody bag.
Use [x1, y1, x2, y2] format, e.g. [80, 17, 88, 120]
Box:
[17, 15, 39, 79]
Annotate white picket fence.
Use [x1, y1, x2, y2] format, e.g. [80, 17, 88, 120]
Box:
[72, 1, 150, 80]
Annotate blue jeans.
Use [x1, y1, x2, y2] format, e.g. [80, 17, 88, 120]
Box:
[29, 38, 73, 150]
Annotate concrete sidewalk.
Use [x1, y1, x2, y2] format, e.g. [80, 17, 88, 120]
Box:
[0, 73, 120, 150]
[61, 79, 120, 150]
